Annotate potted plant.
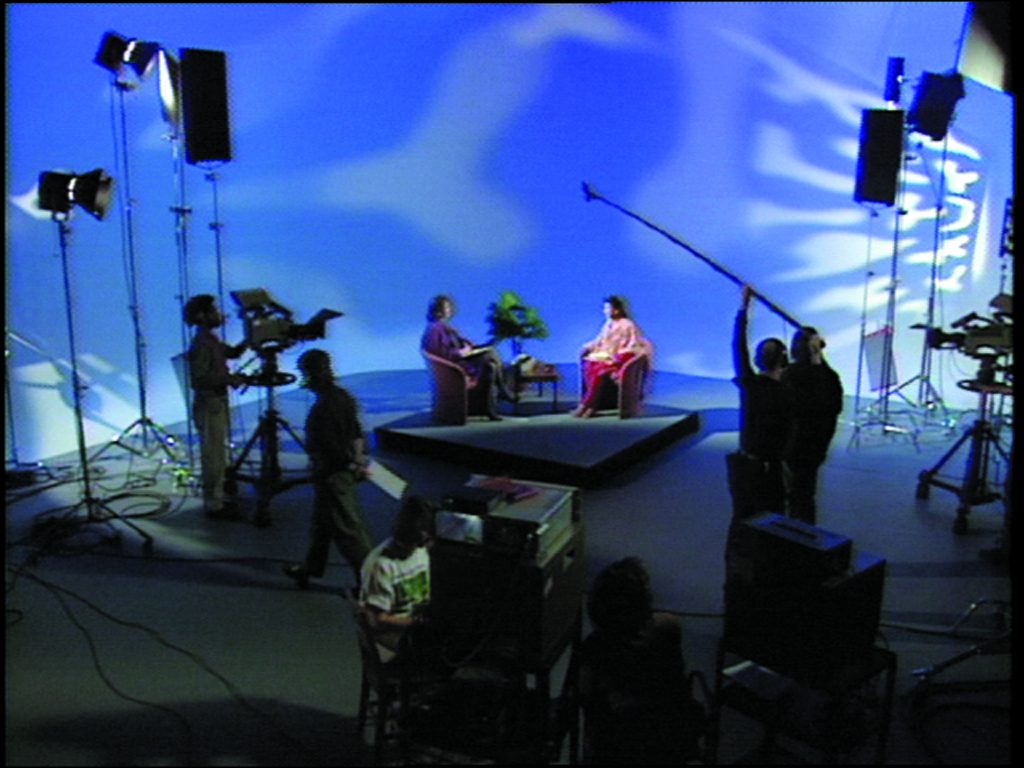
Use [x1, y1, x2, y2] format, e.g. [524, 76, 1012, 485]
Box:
[485, 290, 549, 360]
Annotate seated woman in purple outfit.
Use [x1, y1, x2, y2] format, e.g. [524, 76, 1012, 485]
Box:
[421, 294, 514, 420]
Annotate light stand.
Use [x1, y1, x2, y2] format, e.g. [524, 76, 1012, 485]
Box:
[89, 51, 184, 471]
[165, 76, 199, 480]
[887, 71, 966, 428]
[848, 111, 921, 450]
[848, 207, 889, 449]
[164, 47, 237, 487]
[43, 203, 153, 555]
[205, 169, 229, 319]
[201, 167, 250, 451]
[875, 128, 921, 439]
[5, 331, 54, 485]
[908, 137, 955, 429]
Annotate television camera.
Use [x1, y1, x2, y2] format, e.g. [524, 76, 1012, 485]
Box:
[917, 293, 1013, 535]
[225, 288, 342, 526]
[231, 288, 343, 353]
[926, 294, 1012, 390]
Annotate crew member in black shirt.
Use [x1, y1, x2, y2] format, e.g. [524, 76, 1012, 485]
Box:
[729, 285, 795, 520]
[782, 326, 843, 524]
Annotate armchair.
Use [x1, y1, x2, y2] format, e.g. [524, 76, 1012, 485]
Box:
[578, 342, 652, 419]
[422, 350, 490, 425]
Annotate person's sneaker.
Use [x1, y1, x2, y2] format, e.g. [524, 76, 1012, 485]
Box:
[282, 563, 310, 589]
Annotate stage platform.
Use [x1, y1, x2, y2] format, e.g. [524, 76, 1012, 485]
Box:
[374, 402, 700, 488]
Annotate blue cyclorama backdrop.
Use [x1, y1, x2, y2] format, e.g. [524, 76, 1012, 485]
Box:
[6, 3, 1013, 461]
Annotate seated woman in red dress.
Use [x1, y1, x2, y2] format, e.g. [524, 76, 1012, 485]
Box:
[574, 295, 650, 418]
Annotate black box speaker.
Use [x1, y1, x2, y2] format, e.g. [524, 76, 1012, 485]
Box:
[181, 48, 232, 165]
[727, 513, 852, 585]
[430, 523, 586, 670]
[854, 109, 904, 206]
[725, 515, 886, 678]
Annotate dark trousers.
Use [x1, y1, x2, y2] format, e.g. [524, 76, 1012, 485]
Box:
[304, 470, 373, 579]
[726, 452, 786, 521]
[785, 456, 825, 525]
[465, 348, 511, 414]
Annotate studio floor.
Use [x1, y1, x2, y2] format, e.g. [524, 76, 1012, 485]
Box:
[5, 367, 1013, 765]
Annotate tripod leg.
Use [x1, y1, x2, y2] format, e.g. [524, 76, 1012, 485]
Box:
[916, 427, 972, 500]
[254, 411, 282, 528]
[226, 416, 264, 494]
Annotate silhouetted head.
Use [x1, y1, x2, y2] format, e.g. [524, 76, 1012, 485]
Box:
[392, 495, 437, 550]
[790, 326, 824, 364]
[754, 337, 788, 373]
[297, 348, 335, 390]
[587, 556, 653, 638]
[184, 294, 220, 328]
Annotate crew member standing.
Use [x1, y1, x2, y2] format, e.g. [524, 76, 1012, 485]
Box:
[283, 349, 374, 589]
[184, 294, 247, 519]
[782, 326, 843, 524]
[728, 286, 794, 520]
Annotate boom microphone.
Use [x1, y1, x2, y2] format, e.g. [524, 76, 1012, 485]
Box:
[580, 180, 803, 329]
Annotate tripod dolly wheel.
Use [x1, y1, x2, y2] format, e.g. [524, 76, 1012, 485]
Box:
[916, 471, 932, 500]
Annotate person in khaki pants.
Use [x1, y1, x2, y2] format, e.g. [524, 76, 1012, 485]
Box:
[184, 294, 247, 519]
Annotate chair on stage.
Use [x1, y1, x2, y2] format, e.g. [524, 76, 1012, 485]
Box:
[578, 341, 653, 419]
[422, 350, 490, 425]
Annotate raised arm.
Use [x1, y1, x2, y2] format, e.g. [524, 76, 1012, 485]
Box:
[733, 286, 755, 381]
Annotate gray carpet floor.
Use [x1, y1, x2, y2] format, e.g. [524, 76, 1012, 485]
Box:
[5, 368, 1012, 765]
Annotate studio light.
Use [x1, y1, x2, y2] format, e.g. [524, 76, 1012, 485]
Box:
[94, 31, 160, 81]
[37, 165, 154, 554]
[126, 40, 160, 78]
[908, 71, 966, 141]
[94, 31, 130, 74]
[158, 49, 182, 128]
[37, 169, 115, 221]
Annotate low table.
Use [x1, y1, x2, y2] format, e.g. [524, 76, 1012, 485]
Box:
[513, 363, 561, 414]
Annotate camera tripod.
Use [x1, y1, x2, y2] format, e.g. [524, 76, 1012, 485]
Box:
[916, 370, 1011, 534]
[226, 347, 309, 527]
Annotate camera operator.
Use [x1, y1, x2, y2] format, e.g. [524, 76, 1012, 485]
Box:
[184, 294, 248, 520]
